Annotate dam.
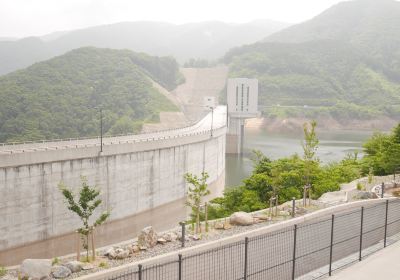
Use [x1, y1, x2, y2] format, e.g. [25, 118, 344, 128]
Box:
[0, 106, 227, 266]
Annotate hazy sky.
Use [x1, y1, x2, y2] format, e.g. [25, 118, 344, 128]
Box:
[0, 0, 348, 38]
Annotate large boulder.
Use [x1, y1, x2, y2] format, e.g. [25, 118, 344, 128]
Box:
[353, 191, 379, 200]
[230, 212, 254, 226]
[138, 226, 158, 248]
[52, 265, 72, 279]
[20, 259, 52, 279]
[214, 222, 225, 230]
[162, 232, 178, 242]
[104, 247, 117, 259]
[81, 263, 94, 270]
[105, 247, 130, 259]
[129, 244, 140, 254]
[64, 261, 83, 273]
[115, 248, 130, 259]
[318, 191, 347, 205]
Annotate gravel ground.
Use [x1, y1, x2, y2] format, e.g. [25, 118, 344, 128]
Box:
[3, 204, 325, 280]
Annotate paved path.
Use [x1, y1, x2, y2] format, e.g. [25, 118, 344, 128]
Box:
[330, 241, 400, 280]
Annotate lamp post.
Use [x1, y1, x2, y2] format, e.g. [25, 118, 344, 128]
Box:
[210, 106, 214, 137]
[100, 108, 103, 153]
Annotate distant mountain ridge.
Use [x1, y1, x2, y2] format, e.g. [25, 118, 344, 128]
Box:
[0, 20, 289, 76]
[224, 0, 400, 123]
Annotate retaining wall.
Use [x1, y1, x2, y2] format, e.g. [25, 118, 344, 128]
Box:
[0, 126, 226, 266]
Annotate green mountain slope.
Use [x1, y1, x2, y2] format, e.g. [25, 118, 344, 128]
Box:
[0, 47, 180, 143]
[224, 0, 400, 121]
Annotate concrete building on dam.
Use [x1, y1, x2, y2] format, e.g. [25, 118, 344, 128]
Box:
[226, 78, 259, 154]
[0, 106, 227, 266]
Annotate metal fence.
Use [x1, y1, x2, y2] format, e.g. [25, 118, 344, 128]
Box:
[107, 199, 400, 280]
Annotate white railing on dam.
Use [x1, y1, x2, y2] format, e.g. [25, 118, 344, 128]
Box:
[0, 106, 227, 154]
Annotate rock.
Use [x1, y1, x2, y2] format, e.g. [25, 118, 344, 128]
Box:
[157, 238, 167, 245]
[138, 226, 158, 248]
[0, 275, 17, 280]
[162, 232, 177, 242]
[105, 248, 117, 259]
[64, 261, 83, 273]
[52, 265, 72, 279]
[253, 213, 270, 221]
[189, 234, 201, 241]
[296, 207, 307, 215]
[279, 210, 291, 216]
[81, 263, 94, 270]
[129, 245, 140, 254]
[104, 247, 115, 257]
[353, 191, 379, 200]
[20, 259, 52, 279]
[230, 212, 254, 226]
[139, 246, 148, 251]
[214, 222, 224, 230]
[318, 191, 347, 205]
[223, 223, 232, 230]
[115, 248, 130, 259]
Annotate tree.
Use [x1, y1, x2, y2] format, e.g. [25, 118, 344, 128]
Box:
[302, 120, 319, 205]
[362, 124, 400, 176]
[59, 176, 110, 261]
[184, 172, 210, 234]
[302, 120, 319, 166]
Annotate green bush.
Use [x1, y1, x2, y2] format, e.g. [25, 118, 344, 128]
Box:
[99, 261, 108, 268]
[0, 266, 6, 277]
[51, 257, 60, 266]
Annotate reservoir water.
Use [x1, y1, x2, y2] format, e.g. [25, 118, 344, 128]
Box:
[225, 129, 373, 187]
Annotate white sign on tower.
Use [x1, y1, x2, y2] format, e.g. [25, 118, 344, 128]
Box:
[227, 78, 258, 118]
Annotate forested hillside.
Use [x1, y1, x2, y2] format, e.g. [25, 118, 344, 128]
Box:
[0, 47, 181, 143]
[224, 0, 400, 121]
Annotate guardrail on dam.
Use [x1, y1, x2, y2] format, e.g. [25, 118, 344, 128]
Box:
[0, 106, 227, 266]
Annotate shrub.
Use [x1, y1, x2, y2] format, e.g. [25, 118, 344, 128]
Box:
[52, 257, 60, 266]
[0, 266, 6, 277]
[99, 262, 108, 268]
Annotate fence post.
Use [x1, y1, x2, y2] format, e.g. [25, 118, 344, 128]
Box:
[178, 254, 182, 280]
[292, 224, 297, 280]
[381, 182, 385, 198]
[138, 264, 142, 280]
[244, 237, 249, 280]
[329, 214, 335, 276]
[384, 199, 389, 247]
[359, 207, 364, 261]
[180, 221, 186, 248]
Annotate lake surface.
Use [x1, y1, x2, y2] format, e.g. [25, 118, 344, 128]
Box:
[225, 129, 373, 187]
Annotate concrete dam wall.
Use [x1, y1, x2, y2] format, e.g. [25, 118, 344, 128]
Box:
[0, 107, 227, 266]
